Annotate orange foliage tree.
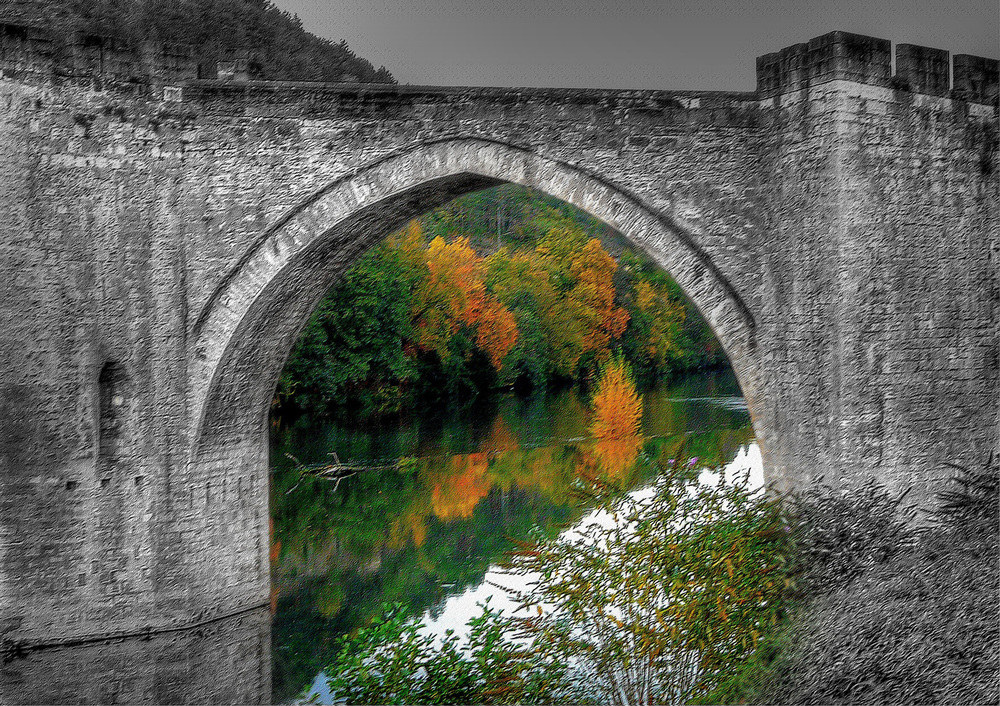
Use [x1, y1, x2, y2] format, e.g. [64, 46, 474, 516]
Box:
[586, 357, 644, 478]
[411, 231, 519, 370]
[589, 357, 642, 441]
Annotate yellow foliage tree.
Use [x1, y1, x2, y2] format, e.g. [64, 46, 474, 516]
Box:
[572, 239, 630, 357]
[537, 230, 630, 367]
[634, 280, 687, 368]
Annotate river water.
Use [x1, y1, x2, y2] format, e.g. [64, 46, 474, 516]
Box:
[269, 369, 759, 704]
[0, 369, 757, 704]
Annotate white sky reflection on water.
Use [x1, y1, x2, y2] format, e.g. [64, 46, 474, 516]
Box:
[419, 442, 763, 641]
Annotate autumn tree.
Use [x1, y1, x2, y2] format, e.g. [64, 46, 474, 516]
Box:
[570, 238, 631, 362]
[412, 233, 519, 372]
[486, 249, 587, 384]
[590, 357, 642, 441]
[631, 280, 687, 370]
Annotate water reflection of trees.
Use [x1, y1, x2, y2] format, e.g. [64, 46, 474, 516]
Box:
[270, 421, 753, 701]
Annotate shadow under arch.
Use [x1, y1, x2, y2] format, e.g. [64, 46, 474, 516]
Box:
[189, 137, 764, 464]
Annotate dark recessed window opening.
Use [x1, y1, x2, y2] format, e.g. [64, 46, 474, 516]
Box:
[98, 361, 129, 473]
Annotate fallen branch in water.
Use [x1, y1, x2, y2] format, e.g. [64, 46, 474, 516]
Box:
[285, 452, 407, 491]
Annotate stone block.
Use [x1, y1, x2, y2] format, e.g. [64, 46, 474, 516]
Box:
[895, 44, 951, 97]
[953, 54, 1000, 105]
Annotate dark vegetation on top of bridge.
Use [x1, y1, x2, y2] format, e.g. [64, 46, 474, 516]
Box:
[1, 22, 997, 107]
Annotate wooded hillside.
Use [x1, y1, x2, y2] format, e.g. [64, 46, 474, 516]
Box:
[0, 0, 394, 82]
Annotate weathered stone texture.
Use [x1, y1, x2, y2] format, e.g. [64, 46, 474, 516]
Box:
[0, 30, 997, 646]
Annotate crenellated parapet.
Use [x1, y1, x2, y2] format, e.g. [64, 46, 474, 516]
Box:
[757, 30, 998, 105]
[895, 43, 951, 97]
[953, 53, 1000, 104]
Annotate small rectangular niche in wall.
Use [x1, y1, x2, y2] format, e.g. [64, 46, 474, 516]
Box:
[98, 361, 129, 474]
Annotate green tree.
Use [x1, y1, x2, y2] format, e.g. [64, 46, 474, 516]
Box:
[9, 0, 395, 83]
[275, 237, 420, 416]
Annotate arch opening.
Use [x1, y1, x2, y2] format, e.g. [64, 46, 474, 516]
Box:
[264, 179, 765, 703]
[191, 138, 763, 464]
[182, 138, 771, 658]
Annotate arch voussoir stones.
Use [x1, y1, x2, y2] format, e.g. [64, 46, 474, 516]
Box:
[190, 137, 760, 462]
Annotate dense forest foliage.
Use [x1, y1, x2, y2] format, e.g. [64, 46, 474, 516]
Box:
[275, 185, 726, 421]
[1, 0, 394, 82]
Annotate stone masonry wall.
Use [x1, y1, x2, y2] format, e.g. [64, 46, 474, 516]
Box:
[0, 29, 996, 646]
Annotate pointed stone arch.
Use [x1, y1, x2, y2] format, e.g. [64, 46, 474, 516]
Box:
[189, 137, 764, 461]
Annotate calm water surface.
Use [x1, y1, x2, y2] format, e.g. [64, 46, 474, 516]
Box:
[269, 370, 759, 704]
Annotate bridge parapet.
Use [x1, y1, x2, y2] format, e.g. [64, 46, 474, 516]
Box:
[953, 54, 1000, 105]
[895, 44, 951, 97]
[757, 30, 999, 105]
[178, 80, 760, 128]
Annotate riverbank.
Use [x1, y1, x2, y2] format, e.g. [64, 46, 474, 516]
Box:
[707, 457, 999, 705]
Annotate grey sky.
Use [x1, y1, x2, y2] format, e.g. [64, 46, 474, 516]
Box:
[271, 0, 998, 90]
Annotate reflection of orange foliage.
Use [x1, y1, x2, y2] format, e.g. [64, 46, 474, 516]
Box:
[499, 445, 568, 501]
[523, 446, 569, 499]
[269, 517, 281, 563]
[389, 507, 429, 549]
[431, 452, 492, 520]
[592, 435, 643, 479]
[590, 359, 642, 440]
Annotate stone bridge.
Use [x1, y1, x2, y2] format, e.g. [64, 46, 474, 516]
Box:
[0, 28, 997, 647]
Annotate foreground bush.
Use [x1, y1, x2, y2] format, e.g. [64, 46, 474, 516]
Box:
[321, 454, 999, 705]
[739, 457, 1000, 705]
[324, 455, 794, 705]
[325, 601, 581, 704]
